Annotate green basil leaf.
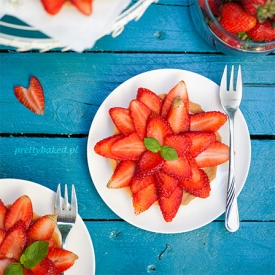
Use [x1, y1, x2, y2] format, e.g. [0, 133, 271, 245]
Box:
[144, 137, 161, 153]
[160, 145, 178, 160]
[20, 241, 49, 269]
[4, 263, 23, 275]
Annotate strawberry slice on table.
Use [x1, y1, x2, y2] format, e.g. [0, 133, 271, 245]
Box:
[111, 132, 146, 160]
[107, 160, 136, 189]
[94, 134, 124, 159]
[130, 99, 152, 140]
[133, 183, 158, 215]
[71, 0, 93, 16]
[136, 87, 163, 115]
[47, 248, 79, 273]
[164, 134, 192, 157]
[4, 195, 33, 231]
[31, 257, 57, 275]
[41, 0, 66, 15]
[109, 107, 135, 136]
[0, 199, 7, 230]
[162, 155, 192, 180]
[130, 175, 155, 194]
[195, 141, 230, 168]
[14, 76, 45, 115]
[167, 96, 190, 134]
[146, 115, 173, 146]
[27, 214, 57, 241]
[178, 169, 211, 198]
[0, 220, 27, 261]
[158, 185, 183, 222]
[190, 111, 227, 132]
[136, 151, 164, 178]
[183, 131, 217, 157]
[161, 80, 189, 118]
[154, 171, 178, 198]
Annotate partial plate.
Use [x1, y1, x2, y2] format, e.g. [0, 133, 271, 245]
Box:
[0, 178, 95, 275]
[87, 68, 251, 233]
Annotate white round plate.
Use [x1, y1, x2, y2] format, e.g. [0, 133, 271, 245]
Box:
[87, 68, 251, 233]
[0, 178, 95, 275]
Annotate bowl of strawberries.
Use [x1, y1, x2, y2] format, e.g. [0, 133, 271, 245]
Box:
[190, 0, 275, 55]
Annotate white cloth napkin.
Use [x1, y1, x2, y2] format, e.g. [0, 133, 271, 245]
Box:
[0, 0, 131, 52]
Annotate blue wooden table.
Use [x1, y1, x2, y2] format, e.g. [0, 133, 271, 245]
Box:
[0, 1, 275, 274]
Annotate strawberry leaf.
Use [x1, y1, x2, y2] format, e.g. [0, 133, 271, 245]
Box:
[144, 137, 161, 153]
[4, 263, 23, 275]
[160, 146, 178, 161]
[20, 241, 49, 269]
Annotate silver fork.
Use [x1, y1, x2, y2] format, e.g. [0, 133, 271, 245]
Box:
[55, 184, 78, 249]
[220, 65, 242, 233]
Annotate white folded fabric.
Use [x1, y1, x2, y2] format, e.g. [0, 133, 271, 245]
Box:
[0, 0, 131, 52]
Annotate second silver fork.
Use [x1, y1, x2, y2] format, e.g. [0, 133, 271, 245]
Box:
[55, 184, 78, 249]
[220, 65, 242, 233]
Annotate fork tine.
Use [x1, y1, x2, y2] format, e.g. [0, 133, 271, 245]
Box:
[236, 65, 242, 98]
[64, 184, 69, 210]
[229, 65, 234, 92]
[220, 65, 227, 94]
[55, 183, 62, 211]
[70, 184, 78, 215]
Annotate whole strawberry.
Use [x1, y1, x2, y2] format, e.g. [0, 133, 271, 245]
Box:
[247, 19, 275, 41]
[198, 0, 223, 16]
[241, 0, 275, 22]
[219, 2, 257, 33]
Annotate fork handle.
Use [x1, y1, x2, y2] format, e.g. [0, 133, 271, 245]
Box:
[225, 115, 240, 232]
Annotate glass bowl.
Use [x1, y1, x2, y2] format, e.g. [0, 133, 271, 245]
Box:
[189, 0, 275, 56]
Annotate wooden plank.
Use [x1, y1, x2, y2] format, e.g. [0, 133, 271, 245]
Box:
[0, 137, 274, 221]
[86, 221, 275, 275]
[0, 53, 274, 135]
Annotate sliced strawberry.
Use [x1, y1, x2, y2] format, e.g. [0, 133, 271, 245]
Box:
[183, 131, 217, 157]
[94, 134, 124, 159]
[190, 111, 227, 132]
[0, 220, 27, 261]
[162, 155, 192, 180]
[31, 257, 57, 275]
[0, 199, 7, 230]
[130, 99, 151, 140]
[195, 141, 229, 168]
[23, 267, 35, 275]
[109, 107, 135, 136]
[178, 169, 211, 198]
[107, 160, 136, 189]
[47, 248, 78, 273]
[146, 115, 173, 146]
[27, 214, 57, 241]
[0, 229, 5, 245]
[154, 171, 178, 198]
[41, 0, 66, 15]
[14, 76, 45, 115]
[0, 258, 15, 274]
[130, 175, 155, 194]
[158, 185, 183, 222]
[71, 0, 93, 15]
[136, 151, 164, 178]
[164, 134, 192, 157]
[161, 80, 189, 118]
[132, 183, 158, 215]
[111, 132, 146, 160]
[186, 154, 201, 182]
[4, 195, 33, 231]
[167, 96, 190, 133]
[136, 87, 163, 114]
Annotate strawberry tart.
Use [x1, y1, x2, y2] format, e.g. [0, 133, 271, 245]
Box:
[94, 80, 230, 222]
